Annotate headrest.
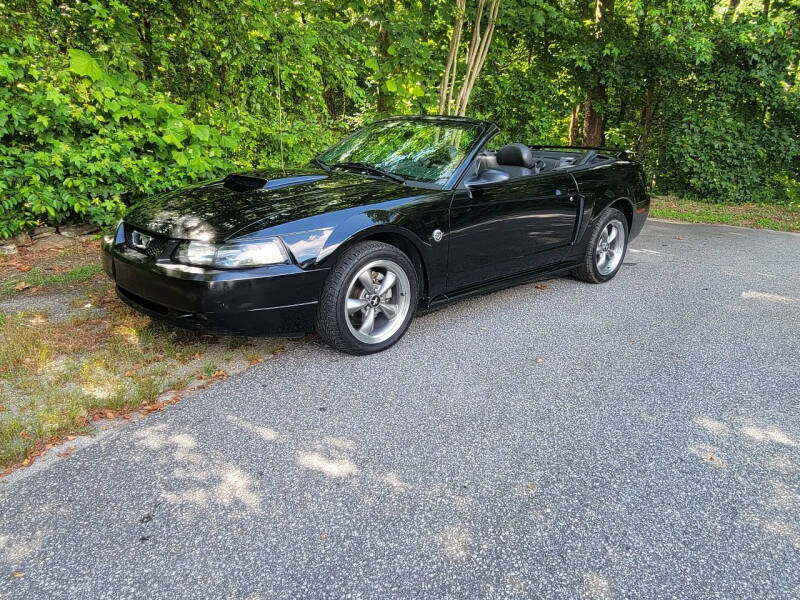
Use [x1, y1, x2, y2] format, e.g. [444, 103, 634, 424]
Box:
[496, 143, 534, 168]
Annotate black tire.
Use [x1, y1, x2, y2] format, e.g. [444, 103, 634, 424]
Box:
[315, 241, 419, 355]
[573, 207, 629, 283]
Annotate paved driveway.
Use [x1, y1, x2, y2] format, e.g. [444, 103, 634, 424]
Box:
[1, 220, 799, 599]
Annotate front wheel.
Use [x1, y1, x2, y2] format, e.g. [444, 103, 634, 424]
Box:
[315, 241, 418, 354]
[573, 208, 629, 283]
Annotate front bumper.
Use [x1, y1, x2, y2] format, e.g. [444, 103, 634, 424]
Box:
[102, 240, 329, 336]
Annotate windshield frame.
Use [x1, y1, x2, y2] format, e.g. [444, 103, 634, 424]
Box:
[314, 116, 499, 191]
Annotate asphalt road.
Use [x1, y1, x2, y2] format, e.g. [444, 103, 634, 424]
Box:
[1, 220, 799, 599]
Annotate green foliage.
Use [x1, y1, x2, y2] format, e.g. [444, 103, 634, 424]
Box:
[1, 0, 798, 238]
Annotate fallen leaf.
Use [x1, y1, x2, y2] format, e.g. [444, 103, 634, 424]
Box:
[525, 482, 536, 491]
[18, 265, 32, 272]
[13, 571, 24, 578]
[104, 410, 114, 420]
[249, 357, 264, 365]
[674, 235, 683, 240]
[212, 370, 227, 379]
[57, 447, 76, 458]
[66, 435, 76, 441]
[534, 357, 544, 364]
[0, 405, 5, 412]
[14, 281, 30, 291]
[534, 284, 549, 290]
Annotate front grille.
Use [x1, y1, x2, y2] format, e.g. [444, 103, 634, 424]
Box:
[124, 224, 172, 258]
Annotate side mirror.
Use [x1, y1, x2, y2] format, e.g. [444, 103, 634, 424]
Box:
[464, 168, 510, 191]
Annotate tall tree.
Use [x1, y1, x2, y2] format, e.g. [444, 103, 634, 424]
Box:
[438, 0, 501, 116]
[582, 0, 614, 145]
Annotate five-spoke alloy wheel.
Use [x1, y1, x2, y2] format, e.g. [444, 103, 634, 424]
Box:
[316, 241, 418, 354]
[574, 207, 629, 283]
[595, 219, 626, 276]
[344, 259, 412, 345]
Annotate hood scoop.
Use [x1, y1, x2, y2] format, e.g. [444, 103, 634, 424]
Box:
[223, 173, 328, 193]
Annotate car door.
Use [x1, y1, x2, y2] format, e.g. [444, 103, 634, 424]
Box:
[446, 171, 579, 292]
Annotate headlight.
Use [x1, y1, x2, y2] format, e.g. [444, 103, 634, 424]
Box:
[174, 237, 289, 268]
[104, 221, 124, 245]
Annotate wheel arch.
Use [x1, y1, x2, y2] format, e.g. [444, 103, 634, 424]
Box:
[595, 197, 634, 232]
[319, 225, 431, 302]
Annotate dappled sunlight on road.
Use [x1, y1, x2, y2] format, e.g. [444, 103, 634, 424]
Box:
[741, 290, 800, 304]
[295, 452, 358, 478]
[133, 424, 264, 514]
[694, 416, 731, 436]
[763, 519, 800, 550]
[583, 571, 613, 599]
[434, 524, 472, 560]
[0, 531, 44, 564]
[741, 424, 798, 447]
[691, 414, 800, 556]
[225, 414, 281, 442]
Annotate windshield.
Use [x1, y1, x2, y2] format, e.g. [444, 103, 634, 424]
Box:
[317, 119, 481, 185]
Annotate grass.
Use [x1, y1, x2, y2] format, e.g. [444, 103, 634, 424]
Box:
[650, 196, 800, 233]
[2, 264, 103, 295]
[0, 274, 287, 470]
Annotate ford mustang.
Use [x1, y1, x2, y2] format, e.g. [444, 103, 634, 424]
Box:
[102, 116, 649, 354]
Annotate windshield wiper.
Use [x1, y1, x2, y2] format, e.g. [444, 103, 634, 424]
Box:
[332, 162, 405, 184]
[310, 156, 330, 171]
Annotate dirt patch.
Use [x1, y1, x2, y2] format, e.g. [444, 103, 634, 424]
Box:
[0, 231, 296, 473]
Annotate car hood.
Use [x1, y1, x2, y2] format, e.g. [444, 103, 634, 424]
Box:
[124, 168, 414, 241]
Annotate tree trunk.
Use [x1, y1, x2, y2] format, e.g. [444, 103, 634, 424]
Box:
[439, 0, 501, 117]
[439, 0, 466, 115]
[725, 0, 740, 21]
[636, 80, 657, 157]
[568, 104, 581, 145]
[581, 0, 614, 146]
[582, 88, 606, 146]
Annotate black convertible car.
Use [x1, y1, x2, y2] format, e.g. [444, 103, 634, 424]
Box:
[102, 116, 649, 354]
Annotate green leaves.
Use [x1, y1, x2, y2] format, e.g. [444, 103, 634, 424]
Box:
[68, 49, 104, 82]
[365, 56, 379, 71]
[162, 120, 188, 147]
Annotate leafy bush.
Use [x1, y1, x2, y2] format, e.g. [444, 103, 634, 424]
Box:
[0, 39, 244, 237]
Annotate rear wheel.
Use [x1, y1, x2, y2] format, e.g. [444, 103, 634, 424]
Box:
[316, 241, 418, 354]
[573, 207, 628, 283]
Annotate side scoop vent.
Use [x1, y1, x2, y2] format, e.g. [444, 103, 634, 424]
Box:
[223, 173, 327, 192]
